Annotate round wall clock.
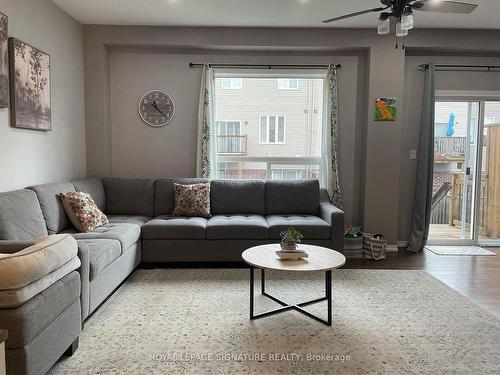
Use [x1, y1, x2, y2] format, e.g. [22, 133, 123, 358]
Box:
[138, 89, 175, 127]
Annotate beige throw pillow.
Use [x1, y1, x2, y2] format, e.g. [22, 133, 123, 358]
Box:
[172, 183, 211, 218]
[60, 191, 108, 232]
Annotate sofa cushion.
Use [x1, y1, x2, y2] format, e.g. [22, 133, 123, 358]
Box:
[265, 179, 320, 215]
[102, 177, 155, 217]
[211, 180, 265, 215]
[0, 189, 47, 241]
[107, 215, 151, 226]
[206, 215, 268, 240]
[266, 215, 331, 239]
[0, 234, 78, 290]
[64, 223, 140, 251]
[142, 216, 207, 240]
[60, 192, 109, 232]
[71, 176, 105, 211]
[0, 257, 80, 309]
[76, 239, 121, 281]
[27, 182, 76, 234]
[0, 271, 80, 349]
[172, 183, 211, 218]
[154, 178, 210, 216]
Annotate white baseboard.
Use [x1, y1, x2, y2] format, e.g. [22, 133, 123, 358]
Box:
[396, 241, 408, 248]
[386, 244, 399, 253]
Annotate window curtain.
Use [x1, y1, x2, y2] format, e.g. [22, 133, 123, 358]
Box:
[408, 63, 436, 253]
[196, 64, 217, 178]
[322, 64, 343, 208]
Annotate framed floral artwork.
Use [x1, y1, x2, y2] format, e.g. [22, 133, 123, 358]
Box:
[9, 37, 51, 130]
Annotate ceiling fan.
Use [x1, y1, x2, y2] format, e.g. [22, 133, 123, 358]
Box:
[322, 0, 478, 37]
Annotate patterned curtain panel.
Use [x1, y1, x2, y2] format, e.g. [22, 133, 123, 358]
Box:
[196, 64, 217, 178]
[322, 64, 343, 208]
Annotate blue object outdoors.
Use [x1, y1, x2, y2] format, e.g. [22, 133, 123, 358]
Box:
[446, 113, 455, 136]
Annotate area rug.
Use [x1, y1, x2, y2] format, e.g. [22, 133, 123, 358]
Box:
[50, 269, 500, 374]
[425, 245, 496, 256]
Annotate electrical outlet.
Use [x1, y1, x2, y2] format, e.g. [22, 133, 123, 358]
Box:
[409, 149, 417, 160]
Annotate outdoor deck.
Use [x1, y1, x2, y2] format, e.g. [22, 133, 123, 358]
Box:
[429, 224, 497, 240]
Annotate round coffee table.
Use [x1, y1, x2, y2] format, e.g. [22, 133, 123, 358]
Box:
[242, 244, 345, 326]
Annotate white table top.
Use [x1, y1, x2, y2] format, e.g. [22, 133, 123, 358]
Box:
[242, 244, 345, 272]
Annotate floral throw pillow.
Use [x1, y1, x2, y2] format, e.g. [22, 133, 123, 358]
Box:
[60, 192, 108, 233]
[172, 183, 211, 218]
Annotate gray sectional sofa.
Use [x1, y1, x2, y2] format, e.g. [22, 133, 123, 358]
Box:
[0, 176, 343, 374]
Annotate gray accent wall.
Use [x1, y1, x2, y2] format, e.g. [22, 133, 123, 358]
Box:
[83, 26, 500, 244]
[0, 0, 86, 192]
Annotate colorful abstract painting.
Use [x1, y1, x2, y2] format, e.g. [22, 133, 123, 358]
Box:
[0, 12, 8, 108]
[9, 37, 51, 130]
[375, 97, 396, 121]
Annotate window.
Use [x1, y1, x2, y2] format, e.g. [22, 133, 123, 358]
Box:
[485, 116, 496, 125]
[221, 78, 242, 89]
[260, 116, 285, 144]
[214, 75, 324, 181]
[278, 79, 299, 89]
[217, 121, 241, 136]
[217, 121, 244, 154]
[271, 170, 302, 180]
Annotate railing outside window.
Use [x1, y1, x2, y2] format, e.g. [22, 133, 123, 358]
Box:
[217, 135, 247, 155]
[217, 155, 321, 180]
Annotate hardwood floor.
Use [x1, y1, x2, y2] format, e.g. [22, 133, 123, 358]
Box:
[345, 247, 500, 318]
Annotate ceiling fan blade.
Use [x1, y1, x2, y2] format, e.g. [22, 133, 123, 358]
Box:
[413, 0, 478, 14]
[322, 7, 386, 23]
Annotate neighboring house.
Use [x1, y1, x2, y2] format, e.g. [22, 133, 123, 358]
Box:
[214, 77, 324, 179]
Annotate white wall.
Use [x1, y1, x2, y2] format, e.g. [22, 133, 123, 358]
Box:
[0, 0, 85, 191]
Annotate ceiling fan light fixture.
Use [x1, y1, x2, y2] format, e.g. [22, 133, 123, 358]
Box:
[396, 21, 408, 37]
[377, 15, 390, 35]
[401, 9, 414, 30]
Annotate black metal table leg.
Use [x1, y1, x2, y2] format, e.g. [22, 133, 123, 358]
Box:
[326, 270, 332, 325]
[249, 267, 333, 326]
[250, 267, 254, 319]
[261, 268, 265, 294]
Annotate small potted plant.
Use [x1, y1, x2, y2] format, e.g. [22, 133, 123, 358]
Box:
[344, 225, 363, 252]
[279, 227, 304, 251]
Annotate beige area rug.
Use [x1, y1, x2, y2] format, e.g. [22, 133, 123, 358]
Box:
[50, 269, 500, 374]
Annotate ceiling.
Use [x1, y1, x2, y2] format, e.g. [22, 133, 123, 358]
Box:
[51, 0, 500, 29]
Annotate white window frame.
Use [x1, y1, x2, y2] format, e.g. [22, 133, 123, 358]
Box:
[277, 78, 299, 90]
[221, 78, 242, 90]
[216, 120, 241, 136]
[259, 115, 286, 144]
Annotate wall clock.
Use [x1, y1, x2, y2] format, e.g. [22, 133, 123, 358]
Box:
[138, 89, 175, 127]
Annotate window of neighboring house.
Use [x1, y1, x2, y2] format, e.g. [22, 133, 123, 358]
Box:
[259, 116, 285, 144]
[271, 170, 302, 180]
[485, 116, 496, 125]
[217, 121, 242, 153]
[221, 78, 242, 89]
[277, 79, 299, 90]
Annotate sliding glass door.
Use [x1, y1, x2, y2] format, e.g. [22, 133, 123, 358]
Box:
[428, 99, 500, 245]
[481, 102, 500, 243]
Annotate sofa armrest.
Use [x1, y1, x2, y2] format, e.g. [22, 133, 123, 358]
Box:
[76, 241, 90, 321]
[319, 202, 345, 252]
[0, 240, 35, 254]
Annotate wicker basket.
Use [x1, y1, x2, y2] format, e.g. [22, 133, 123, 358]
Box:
[362, 233, 387, 260]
